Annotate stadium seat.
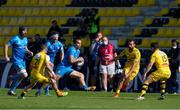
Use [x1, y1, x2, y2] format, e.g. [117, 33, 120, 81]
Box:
[159, 39, 171, 47]
[143, 18, 153, 26]
[154, 28, 165, 37]
[133, 28, 141, 36]
[134, 0, 155, 6]
[156, 8, 169, 16]
[102, 28, 111, 36]
[0, 37, 5, 46]
[81, 37, 91, 47]
[31, 8, 40, 16]
[118, 38, 126, 46]
[0, 18, 10, 26]
[139, 38, 159, 48]
[64, 37, 73, 46]
[0, 47, 3, 57]
[100, 18, 109, 26]
[24, 8, 32, 16]
[165, 18, 178, 26]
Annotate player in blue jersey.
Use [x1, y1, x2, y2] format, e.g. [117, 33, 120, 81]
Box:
[55, 38, 96, 91]
[4, 26, 33, 96]
[36, 33, 64, 96]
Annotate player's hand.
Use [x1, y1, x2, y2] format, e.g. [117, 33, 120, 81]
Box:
[28, 51, 33, 57]
[5, 56, 10, 62]
[125, 73, 130, 79]
[78, 57, 84, 62]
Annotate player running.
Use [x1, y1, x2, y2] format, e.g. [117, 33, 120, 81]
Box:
[55, 38, 96, 91]
[114, 39, 141, 97]
[36, 32, 64, 96]
[18, 39, 68, 99]
[137, 42, 171, 100]
[5, 26, 33, 96]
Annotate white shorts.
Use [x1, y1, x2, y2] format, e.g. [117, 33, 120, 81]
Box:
[99, 62, 115, 76]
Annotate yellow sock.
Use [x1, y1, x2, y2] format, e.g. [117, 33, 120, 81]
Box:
[140, 83, 148, 97]
[160, 81, 166, 96]
[116, 89, 120, 94]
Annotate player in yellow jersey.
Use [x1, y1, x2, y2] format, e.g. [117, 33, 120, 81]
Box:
[137, 42, 171, 100]
[18, 39, 68, 99]
[114, 40, 141, 97]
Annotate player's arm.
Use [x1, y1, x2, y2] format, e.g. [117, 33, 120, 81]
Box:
[59, 46, 64, 62]
[143, 55, 155, 80]
[4, 43, 10, 62]
[25, 47, 33, 56]
[69, 55, 83, 64]
[69, 48, 83, 64]
[119, 50, 125, 58]
[4, 37, 15, 62]
[45, 55, 56, 79]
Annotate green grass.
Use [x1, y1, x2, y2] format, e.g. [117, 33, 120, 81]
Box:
[0, 89, 180, 109]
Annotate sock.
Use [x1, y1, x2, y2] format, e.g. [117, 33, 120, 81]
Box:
[80, 85, 88, 90]
[10, 74, 22, 92]
[45, 86, 50, 94]
[160, 81, 166, 96]
[21, 91, 27, 97]
[37, 88, 42, 94]
[11, 74, 20, 81]
[116, 89, 120, 94]
[140, 83, 149, 97]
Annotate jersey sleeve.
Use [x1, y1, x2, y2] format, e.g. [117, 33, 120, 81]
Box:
[58, 43, 64, 54]
[7, 36, 16, 46]
[134, 50, 141, 62]
[69, 47, 76, 57]
[150, 53, 156, 63]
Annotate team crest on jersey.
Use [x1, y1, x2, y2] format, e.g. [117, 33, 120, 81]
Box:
[35, 54, 41, 59]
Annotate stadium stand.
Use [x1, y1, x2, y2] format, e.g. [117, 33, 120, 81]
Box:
[0, 0, 179, 56]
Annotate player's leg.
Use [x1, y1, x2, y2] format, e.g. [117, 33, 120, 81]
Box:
[123, 71, 138, 90]
[69, 70, 96, 91]
[49, 77, 68, 97]
[101, 73, 107, 91]
[158, 70, 171, 100]
[114, 68, 128, 97]
[8, 64, 28, 96]
[100, 64, 108, 91]
[137, 74, 155, 100]
[44, 68, 54, 96]
[107, 62, 116, 91]
[159, 80, 166, 100]
[19, 82, 37, 99]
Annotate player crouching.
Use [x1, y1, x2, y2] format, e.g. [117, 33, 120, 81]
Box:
[18, 39, 68, 99]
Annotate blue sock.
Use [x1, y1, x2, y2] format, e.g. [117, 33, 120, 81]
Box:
[45, 86, 50, 93]
[80, 85, 88, 90]
[11, 74, 20, 81]
[10, 79, 21, 92]
[37, 88, 42, 94]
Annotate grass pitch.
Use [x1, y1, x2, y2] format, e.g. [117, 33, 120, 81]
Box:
[0, 89, 180, 109]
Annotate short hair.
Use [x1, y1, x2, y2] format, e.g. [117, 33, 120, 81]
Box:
[171, 39, 179, 43]
[19, 26, 26, 33]
[52, 20, 57, 24]
[151, 42, 159, 49]
[73, 38, 81, 44]
[128, 39, 135, 44]
[34, 34, 40, 37]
